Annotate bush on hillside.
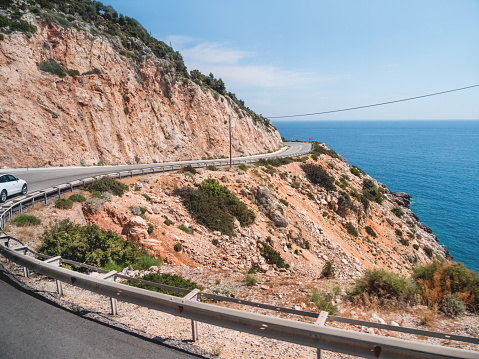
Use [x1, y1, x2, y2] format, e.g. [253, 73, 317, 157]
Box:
[87, 177, 128, 197]
[412, 261, 479, 311]
[176, 179, 255, 236]
[257, 241, 289, 269]
[362, 179, 385, 204]
[69, 194, 86, 203]
[301, 163, 335, 191]
[11, 214, 41, 227]
[350, 269, 418, 302]
[39, 219, 160, 270]
[38, 59, 65, 77]
[55, 198, 73, 209]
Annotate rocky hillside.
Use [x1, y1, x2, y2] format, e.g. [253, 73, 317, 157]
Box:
[0, 2, 282, 168]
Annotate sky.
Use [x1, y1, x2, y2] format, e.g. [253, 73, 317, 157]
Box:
[103, 0, 479, 121]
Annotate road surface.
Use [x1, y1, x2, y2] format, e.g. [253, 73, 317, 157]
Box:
[6, 142, 311, 193]
[0, 265, 205, 359]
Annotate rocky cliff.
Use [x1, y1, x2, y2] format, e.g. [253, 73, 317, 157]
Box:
[0, 16, 282, 168]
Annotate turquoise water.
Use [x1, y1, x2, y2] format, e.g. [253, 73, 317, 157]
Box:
[273, 120, 479, 272]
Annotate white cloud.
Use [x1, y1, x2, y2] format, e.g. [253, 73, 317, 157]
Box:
[167, 38, 327, 89]
[182, 42, 252, 65]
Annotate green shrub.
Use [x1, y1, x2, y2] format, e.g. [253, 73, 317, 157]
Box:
[423, 246, 433, 258]
[345, 222, 358, 237]
[142, 193, 151, 202]
[350, 166, 362, 177]
[365, 226, 377, 238]
[441, 294, 466, 317]
[147, 223, 154, 234]
[10, 19, 36, 33]
[351, 269, 417, 301]
[400, 238, 410, 246]
[244, 274, 257, 286]
[92, 191, 103, 198]
[247, 267, 256, 274]
[174, 242, 182, 252]
[413, 244, 420, 250]
[279, 198, 289, 207]
[311, 289, 338, 314]
[69, 194, 86, 203]
[256, 157, 295, 168]
[206, 165, 218, 171]
[392, 206, 404, 218]
[130, 206, 146, 216]
[178, 224, 193, 234]
[55, 198, 73, 209]
[336, 192, 356, 218]
[164, 219, 172, 226]
[238, 163, 248, 171]
[362, 179, 385, 204]
[87, 177, 128, 197]
[395, 228, 403, 236]
[301, 163, 335, 191]
[82, 68, 101, 75]
[0, 14, 10, 27]
[11, 214, 41, 227]
[67, 69, 80, 76]
[39, 219, 160, 270]
[321, 261, 336, 279]
[177, 179, 255, 236]
[127, 273, 202, 297]
[38, 59, 66, 77]
[0, 33, 4, 41]
[84, 197, 104, 212]
[257, 241, 289, 269]
[179, 165, 197, 174]
[312, 143, 340, 159]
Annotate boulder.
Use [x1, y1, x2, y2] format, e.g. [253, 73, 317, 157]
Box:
[389, 192, 411, 207]
[123, 216, 149, 241]
[268, 209, 289, 227]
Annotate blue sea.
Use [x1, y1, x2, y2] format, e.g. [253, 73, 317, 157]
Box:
[273, 120, 479, 272]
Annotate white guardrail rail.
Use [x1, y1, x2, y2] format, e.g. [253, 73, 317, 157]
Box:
[1, 144, 478, 358]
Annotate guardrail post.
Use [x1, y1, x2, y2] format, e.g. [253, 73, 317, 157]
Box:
[44, 192, 47, 205]
[45, 256, 63, 296]
[19, 202, 22, 214]
[184, 288, 201, 341]
[70, 183, 73, 192]
[101, 271, 118, 315]
[57, 188, 61, 198]
[315, 311, 329, 358]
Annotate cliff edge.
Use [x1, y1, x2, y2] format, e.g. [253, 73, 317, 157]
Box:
[0, 11, 281, 167]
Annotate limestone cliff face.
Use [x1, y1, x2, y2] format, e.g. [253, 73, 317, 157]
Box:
[0, 20, 282, 167]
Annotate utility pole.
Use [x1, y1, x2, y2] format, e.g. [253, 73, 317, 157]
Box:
[229, 115, 232, 170]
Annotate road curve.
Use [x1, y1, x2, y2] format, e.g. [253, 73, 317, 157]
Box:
[0, 265, 203, 359]
[7, 142, 312, 193]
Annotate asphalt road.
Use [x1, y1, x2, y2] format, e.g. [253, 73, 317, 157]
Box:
[0, 266, 203, 359]
[5, 142, 312, 193]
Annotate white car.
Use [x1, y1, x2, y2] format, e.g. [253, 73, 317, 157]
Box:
[0, 173, 28, 203]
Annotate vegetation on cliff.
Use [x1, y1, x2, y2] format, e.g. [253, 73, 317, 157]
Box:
[351, 261, 479, 314]
[175, 179, 255, 236]
[39, 219, 161, 270]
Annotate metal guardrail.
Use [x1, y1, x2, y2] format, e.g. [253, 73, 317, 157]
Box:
[0, 236, 478, 358]
[0, 142, 314, 230]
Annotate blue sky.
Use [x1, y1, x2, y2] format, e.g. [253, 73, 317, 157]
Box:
[103, 0, 479, 121]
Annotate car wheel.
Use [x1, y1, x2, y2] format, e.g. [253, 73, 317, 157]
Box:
[21, 184, 27, 195]
[0, 190, 6, 203]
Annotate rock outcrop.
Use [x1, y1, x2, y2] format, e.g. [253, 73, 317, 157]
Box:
[0, 19, 282, 168]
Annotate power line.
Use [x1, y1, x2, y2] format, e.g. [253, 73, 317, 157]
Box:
[267, 84, 479, 119]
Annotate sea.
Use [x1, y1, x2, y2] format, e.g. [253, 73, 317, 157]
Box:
[273, 120, 479, 272]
